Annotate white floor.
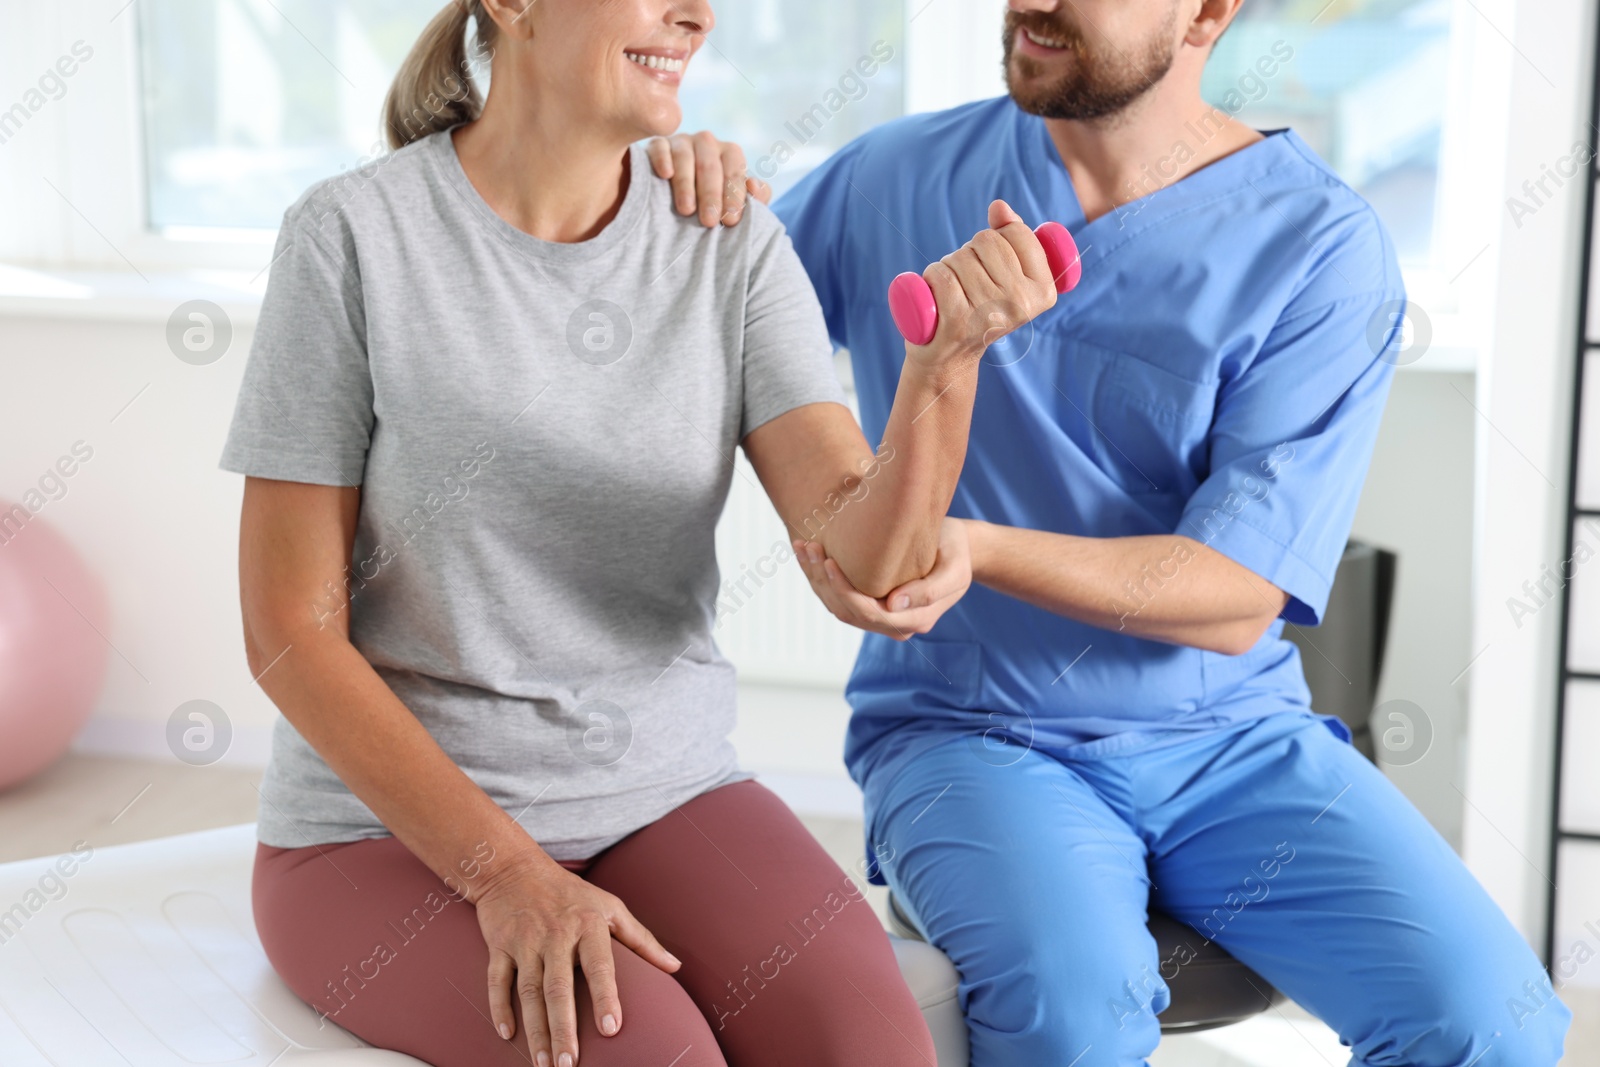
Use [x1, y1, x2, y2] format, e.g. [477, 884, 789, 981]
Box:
[1, 752, 1587, 1067]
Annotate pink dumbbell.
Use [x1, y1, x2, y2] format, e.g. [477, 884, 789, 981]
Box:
[887, 221, 1082, 346]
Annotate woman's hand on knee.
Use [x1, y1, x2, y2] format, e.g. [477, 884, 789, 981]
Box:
[475, 854, 680, 1067]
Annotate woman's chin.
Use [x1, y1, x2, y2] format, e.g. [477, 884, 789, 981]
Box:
[628, 102, 684, 142]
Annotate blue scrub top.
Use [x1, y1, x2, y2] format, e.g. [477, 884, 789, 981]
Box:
[772, 96, 1407, 785]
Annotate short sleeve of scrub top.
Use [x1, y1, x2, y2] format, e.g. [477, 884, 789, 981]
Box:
[1179, 271, 1404, 626]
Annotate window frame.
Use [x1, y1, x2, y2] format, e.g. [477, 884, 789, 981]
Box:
[904, 0, 1502, 364]
[0, 3, 274, 272]
[3, 0, 1512, 346]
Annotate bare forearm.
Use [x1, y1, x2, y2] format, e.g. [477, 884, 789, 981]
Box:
[966, 522, 1287, 654]
[755, 198, 1061, 596]
[812, 357, 980, 597]
[246, 623, 547, 901]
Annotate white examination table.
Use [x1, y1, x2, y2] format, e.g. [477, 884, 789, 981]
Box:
[0, 824, 967, 1066]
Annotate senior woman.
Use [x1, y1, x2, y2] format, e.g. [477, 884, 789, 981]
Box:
[222, 1, 1058, 1066]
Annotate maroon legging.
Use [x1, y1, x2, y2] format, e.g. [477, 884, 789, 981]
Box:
[252, 780, 935, 1066]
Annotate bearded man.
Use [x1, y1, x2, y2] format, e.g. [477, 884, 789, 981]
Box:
[652, 2, 1569, 1063]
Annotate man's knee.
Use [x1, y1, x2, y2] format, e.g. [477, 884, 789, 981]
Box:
[1354, 970, 1571, 1067]
[1499, 986, 1574, 1067]
[1462, 975, 1570, 1067]
[962, 938, 1164, 1066]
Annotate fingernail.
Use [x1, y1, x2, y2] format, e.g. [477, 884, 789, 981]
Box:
[667, 952, 682, 966]
[559, 1054, 574, 1067]
[498, 1023, 511, 1040]
[602, 1013, 618, 1035]
[537, 1053, 551, 1067]
[893, 595, 911, 610]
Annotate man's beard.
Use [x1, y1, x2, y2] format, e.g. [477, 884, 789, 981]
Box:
[1003, 10, 1177, 122]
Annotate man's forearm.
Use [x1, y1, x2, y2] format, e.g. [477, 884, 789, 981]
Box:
[965, 522, 1289, 655]
[814, 356, 980, 597]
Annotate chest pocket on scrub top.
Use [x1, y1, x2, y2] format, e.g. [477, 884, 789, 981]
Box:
[1082, 338, 1217, 500]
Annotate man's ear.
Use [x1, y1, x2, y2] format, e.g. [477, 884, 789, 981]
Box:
[1186, 0, 1244, 50]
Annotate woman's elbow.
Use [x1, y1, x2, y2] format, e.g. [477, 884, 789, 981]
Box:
[837, 563, 899, 602]
[241, 596, 342, 679]
[835, 544, 935, 601]
[242, 610, 297, 679]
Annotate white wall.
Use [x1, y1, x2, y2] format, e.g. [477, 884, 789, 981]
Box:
[0, 1, 1577, 942]
[0, 300, 873, 815]
[0, 310, 270, 761]
[0, 299, 1479, 841]
[1463, 0, 1596, 951]
[1352, 369, 1477, 850]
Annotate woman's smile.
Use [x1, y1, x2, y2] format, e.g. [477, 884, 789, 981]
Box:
[622, 46, 689, 86]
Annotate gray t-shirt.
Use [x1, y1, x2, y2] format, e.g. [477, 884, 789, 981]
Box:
[220, 128, 845, 857]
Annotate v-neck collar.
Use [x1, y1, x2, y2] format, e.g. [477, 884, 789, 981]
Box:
[1012, 104, 1304, 261]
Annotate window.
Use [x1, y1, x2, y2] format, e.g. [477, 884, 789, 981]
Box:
[136, 0, 442, 231]
[675, 3, 905, 197]
[132, 0, 905, 232]
[130, 1, 1456, 255]
[1202, 0, 1455, 272]
[9, 0, 1488, 299]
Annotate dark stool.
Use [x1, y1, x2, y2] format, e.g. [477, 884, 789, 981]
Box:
[1283, 539, 1398, 760]
[886, 891, 1284, 1033]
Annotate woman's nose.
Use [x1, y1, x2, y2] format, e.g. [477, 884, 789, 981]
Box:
[673, 0, 714, 37]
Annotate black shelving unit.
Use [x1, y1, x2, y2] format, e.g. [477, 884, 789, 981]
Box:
[1545, 6, 1600, 978]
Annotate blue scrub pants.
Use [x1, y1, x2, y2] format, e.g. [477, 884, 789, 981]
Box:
[864, 710, 1571, 1066]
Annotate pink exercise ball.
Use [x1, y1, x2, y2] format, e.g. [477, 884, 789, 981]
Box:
[0, 507, 109, 791]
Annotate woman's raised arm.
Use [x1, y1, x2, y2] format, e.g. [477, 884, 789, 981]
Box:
[743, 199, 1057, 599]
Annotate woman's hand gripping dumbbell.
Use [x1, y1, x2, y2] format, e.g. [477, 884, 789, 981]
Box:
[889, 200, 1082, 356]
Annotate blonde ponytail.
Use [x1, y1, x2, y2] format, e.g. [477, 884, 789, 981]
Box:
[383, 1, 497, 150]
